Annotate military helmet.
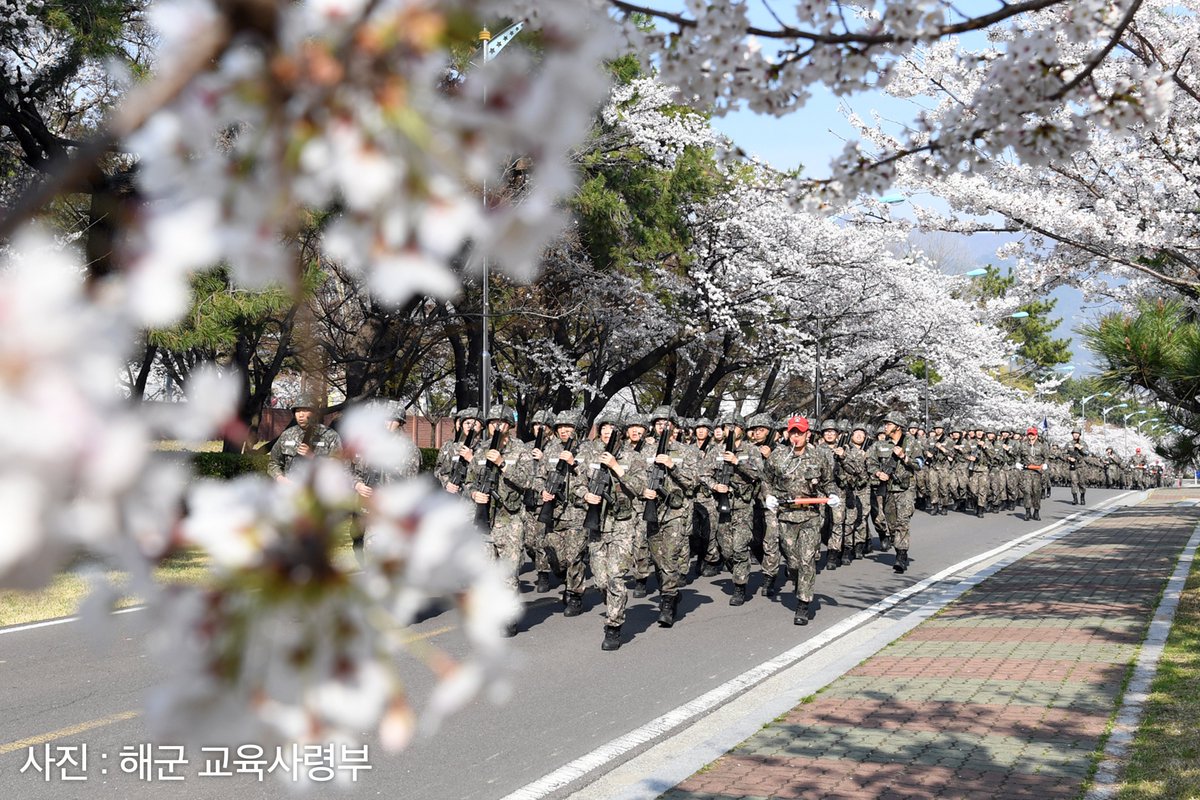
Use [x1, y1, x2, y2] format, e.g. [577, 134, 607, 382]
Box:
[595, 410, 625, 430]
[457, 406, 481, 421]
[486, 404, 516, 424]
[623, 413, 648, 430]
[693, 417, 714, 430]
[718, 413, 746, 429]
[553, 410, 579, 429]
[851, 420, 868, 433]
[837, 418, 850, 433]
[875, 422, 888, 434]
[934, 418, 948, 430]
[532, 409, 551, 426]
[648, 405, 674, 424]
[881, 410, 907, 428]
[820, 418, 838, 432]
[1071, 427, 1082, 435]
[745, 412, 773, 431]
[291, 392, 323, 411]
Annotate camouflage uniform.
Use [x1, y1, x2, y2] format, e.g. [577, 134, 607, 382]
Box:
[268, 423, 343, 478]
[710, 435, 762, 595]
[575, 433, 647, 636]
[543, 427, 588, 612]
[766, 435, 834, 622]
[839, 430, 872, 558]
[1016, 437, 1051, 517]
[949, 430, 970, 509]
[922, 428, 950, 514]
[692, 428, 722, 575]
[1131, 452, 1149, 489]
[965, 436, 990, 514]
[467, 433, 534, 592]
[637, 416, 700, 613]
[867, 419, 920, 572]
[434, 409, 480, 487]
[1104, 452, 1123, 487]
[1066, 435, 1090, 503]
[746, 414, 782, 591]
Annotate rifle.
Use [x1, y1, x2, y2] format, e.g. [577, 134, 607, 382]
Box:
[447, 426, 480, 489]
[641, 425, 673, 533]
[523, 426, 547, 511]
[713, 438, 734, 524]
[537, 433, 578, 525]
[471, 426, 506, 528]
[582, 433, 622, 541]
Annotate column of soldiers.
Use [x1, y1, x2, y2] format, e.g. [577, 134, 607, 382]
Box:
[432, 405, 1170, 651]
[433, 406, 943, 651]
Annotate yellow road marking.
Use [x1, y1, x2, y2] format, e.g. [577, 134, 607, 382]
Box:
[0, 624, 460, 755]
[0, 711, 142, 756]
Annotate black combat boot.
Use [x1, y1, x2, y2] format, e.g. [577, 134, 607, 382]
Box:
[975, 505, 984, 518]
[504, 622, 518, 637]
[761, 572, 779, 598]
[563, 591, 583, 617]
[701, 561, 720, 577]
[658, 594, 677, 627]
[1033, 509, 1041, 520]
[631, 578, 648, 598]
[794, 596, 809, 626]
[535, 571, 551, 593]
[843, 545, 854, 564]
[729, 583, 747, 606]
[1081, 490, 1086, 504]
[671, 593, 681, 621]
[854, 541, 866, 559]
[893, 549, 908, 574]
[880, 534, 893, 552]
[827, 549, 841, 570]
[601, 624, 622, 651]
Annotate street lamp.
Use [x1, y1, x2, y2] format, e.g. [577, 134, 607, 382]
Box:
[1009, 311, 1030, 319]
[475, 20, 525, 422]
[1102, 402, 1127, 425]
[964, 268, 989, 277]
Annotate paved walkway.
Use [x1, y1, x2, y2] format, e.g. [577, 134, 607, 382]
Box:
[661, 490, 1200, 800]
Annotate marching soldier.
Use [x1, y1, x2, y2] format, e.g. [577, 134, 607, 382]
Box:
[1103, 447, 1123, 488]
[1016, 426, 1050, 520]
[540, 411, 587, 616]
[523, 409, 555, 590]
[867, 411, 921, 573]
[436, 408, 481, 488]
[818, 420, 850, 569]
[709, 414, 762, 606]
[746, 413, 783, 595]
[638, 408, 699, 626]
[839, 421, 871, 563]
[575, 413, 647, 650]
[1131, 448, 1149, 488]
[869, 422, 891, 548]
[1066, 428, 1090, 504]
[466, 406, 534, 635]
[268, 393, 343, 482]
[691, 418, 722, 580]
[766, 416, 837, 624]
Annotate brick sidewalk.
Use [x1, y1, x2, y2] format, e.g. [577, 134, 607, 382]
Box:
[661, 491, 1200, 800]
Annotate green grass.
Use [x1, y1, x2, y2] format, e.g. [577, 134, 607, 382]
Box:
[1115, 553, 1200, 800]
[0, 536, 361, 628]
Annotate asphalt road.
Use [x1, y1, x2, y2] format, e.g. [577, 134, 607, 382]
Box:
[0, 487, 1126, 799]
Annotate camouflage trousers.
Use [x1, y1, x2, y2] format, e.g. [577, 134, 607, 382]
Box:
[883, 488, 916, 551]
[778, 513, 822, 603]
[927, 467, 950, 506]
[757, 500, 782, 577]
[590, 519, 635, 627]
[870, 486, 889, 538]
[968, 470, 989, 508]
[1069, 468, 1085, 499]
[523, 509, 550, 572]
[844, 488, 870, 548]
[914, 469, 929, 502]
[989, 470, 1006, 506]
[1021, 469, 1045, 510]
[694, 498, 721, 566]
[632, 513, 652, 581]
[486, 512, 525, 592]
[826, 493, 848, 552]
[953, 465, 970, 500]
[546, 517, 588, 594]
[645, 513, 688, 596]
[717, 507, 755, 586]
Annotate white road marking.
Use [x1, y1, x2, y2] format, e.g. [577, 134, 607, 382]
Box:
[0, 605, 144, 636]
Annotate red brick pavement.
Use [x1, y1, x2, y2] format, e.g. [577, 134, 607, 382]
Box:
[786, 698, 1110, 738]
[847, 656, 1117, 682]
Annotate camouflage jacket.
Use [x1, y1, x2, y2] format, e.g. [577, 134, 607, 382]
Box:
[1016, 439, 1052, 469]
[636, 438, 699, 521]
[1066, 440, 1090, 470]
[466, 436, 534, 524]
[572, 440, 648, 528]
[766, 443, 835, 522]
[703, 438, 761, 505]
[866, 434, 920, 493]
[267, 424, 342, 478]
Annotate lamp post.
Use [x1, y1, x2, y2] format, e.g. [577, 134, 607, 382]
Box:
[475, 21, 525, 422]
[1124, 410, 1148, 448]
